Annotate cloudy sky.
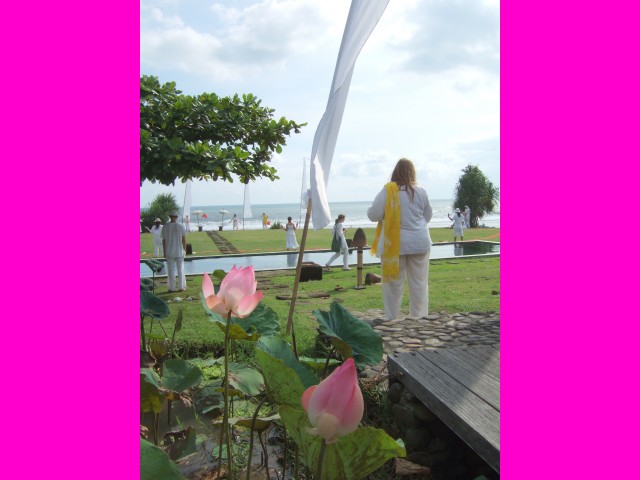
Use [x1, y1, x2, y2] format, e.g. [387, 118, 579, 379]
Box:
[140, 0, 500, 207]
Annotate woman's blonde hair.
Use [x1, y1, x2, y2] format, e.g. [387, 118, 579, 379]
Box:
[391, 158, 417, 201]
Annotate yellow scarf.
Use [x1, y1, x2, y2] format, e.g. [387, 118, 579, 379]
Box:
[371, 182, 400, 282]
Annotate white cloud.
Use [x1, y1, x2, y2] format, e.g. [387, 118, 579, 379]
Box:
[141, 0, 350, 81]
[390, 0, 500, 75]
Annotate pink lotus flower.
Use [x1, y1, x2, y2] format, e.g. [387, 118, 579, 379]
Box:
[202, 266, 263, 318]
[301, 358, 364, 444]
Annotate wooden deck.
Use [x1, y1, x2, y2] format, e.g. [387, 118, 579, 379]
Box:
[387, 345, 500, 473]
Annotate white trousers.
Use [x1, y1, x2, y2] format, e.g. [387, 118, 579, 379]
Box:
[166, 256, 186, 291]
[382, 252, 430, 321]
[153, 238, 163, 257]
[326, 248, 349, 268]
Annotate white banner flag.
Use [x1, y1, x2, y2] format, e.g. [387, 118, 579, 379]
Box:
[309, 0, 389, 229]
[182, 179, 192, 231]
[300, 157, 309, 209]
[243, 183, 253, 219]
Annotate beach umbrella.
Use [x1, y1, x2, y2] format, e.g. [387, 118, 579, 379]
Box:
[218, 209, 231, 225]
[192, 209, 204, 226]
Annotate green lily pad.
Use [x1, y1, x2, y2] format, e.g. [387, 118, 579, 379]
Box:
[140, 370, 164, 414]
[141, 368, 161, 388]
[203, 302, 280, 341]
[227, 362, 263, 397]
[140, 438, 184, 480]
[234, 304, 280, 338]
[257, 336, 318, 389]
[144, 259, 165, 274]
[141, 290, 170, 319]
[229, 413, 280, 432]
[211, 269, 226, 282]
[150, 339, 168, 358]
[162, 359, 203, 393]
[255, 349, 305, 408]
[313, 302, 383, 368]
[279, 406, 406, 480]
[298, 356, 342, 372]
[140, 278, 154, 291]
[189, 357, 224, 368]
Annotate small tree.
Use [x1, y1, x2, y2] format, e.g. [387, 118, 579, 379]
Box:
[140, 75, 305, 186]
[453, 165, 499, 228]
[141, 193, 179, 231]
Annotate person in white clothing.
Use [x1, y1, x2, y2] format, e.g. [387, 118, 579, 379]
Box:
[228, 213, 240, 230]
[325, 214, 350, 270]
[448, 208, 465, 243]
[367, 158, 433, 321]
[282, 216, 299, 250]
[145, 218, 163, 257]
[162, 210, 187, 292]
[464, 205, 471, 228]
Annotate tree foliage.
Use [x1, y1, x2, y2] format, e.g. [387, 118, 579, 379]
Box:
[141, 193, 180, 231]
[140, 75, 305, 186]
[453, 165, 499, 228]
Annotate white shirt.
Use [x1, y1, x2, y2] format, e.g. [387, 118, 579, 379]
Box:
[367, 184, 433, 255]
[150, 224, 163, 242]
[161, 222, 186, 258]
[451, 213, 465, 229]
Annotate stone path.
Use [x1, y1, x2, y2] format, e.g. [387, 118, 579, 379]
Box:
[206, 231, 240, 254]
[349, 309, 500, 380]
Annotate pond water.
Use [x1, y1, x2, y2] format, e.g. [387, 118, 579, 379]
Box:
[141, 241, 499, 277]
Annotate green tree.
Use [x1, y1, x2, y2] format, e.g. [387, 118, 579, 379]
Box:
[453, 165, 499, 228]
[140, 75, 306, 186]
[141, 193, 180, 231]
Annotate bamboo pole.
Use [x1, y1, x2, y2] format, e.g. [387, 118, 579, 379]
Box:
[286, 198, 313, 349]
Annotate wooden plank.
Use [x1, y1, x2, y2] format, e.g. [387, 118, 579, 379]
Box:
[455, 346, 500, 381]
[388, 350, 500, 472]
[474, 344, 501, 358]
[439, 347, 500, 392]
[424, 349, 500, 410]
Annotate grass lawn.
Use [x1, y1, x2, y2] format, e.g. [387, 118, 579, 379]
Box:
[141, 231, 222, 257]
[145, 255, 499, 358]
[140, 227, 499, 257]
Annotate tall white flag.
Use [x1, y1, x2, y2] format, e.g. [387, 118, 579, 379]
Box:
[300, 157, 309, 209]
[182, 179, 192, 231]
[243, 183, 253, 219]
[309, 0, 389, 229]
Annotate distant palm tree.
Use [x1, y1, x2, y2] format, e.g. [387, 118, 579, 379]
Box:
[453, 165, 499, 228]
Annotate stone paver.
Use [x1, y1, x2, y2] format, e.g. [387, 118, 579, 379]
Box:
[349, 309, 500, 380]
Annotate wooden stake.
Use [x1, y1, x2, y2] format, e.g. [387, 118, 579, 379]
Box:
[355, 247, 365, 289]
[286, 198, 312, 346]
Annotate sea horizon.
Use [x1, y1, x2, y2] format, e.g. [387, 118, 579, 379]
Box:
[142, 198, 499, 231]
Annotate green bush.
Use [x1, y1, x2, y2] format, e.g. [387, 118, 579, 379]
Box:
[141, 193, 180, 231]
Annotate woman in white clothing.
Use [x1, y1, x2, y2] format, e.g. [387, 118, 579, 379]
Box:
[325, 214, 350, 270]
[282, 216, 299, 250]
[448, 208, 465, 243]
[145, 218, 164, 257]
[229, 213, 240, 230]
[367, 158, 433, 321]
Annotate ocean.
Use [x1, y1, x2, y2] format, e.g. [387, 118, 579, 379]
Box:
[149, 199, 500, 231]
